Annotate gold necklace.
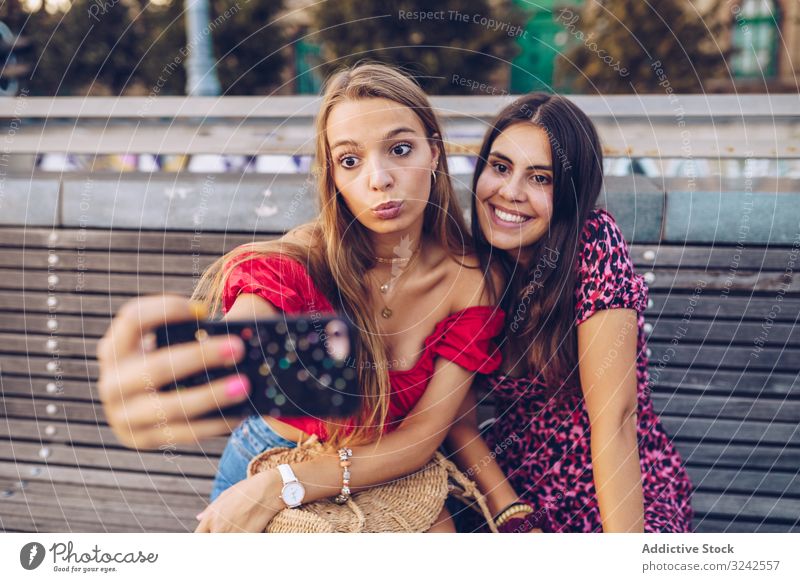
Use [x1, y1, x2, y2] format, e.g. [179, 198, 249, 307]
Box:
[373, 245, 421, 319]
[374, 255, 412, 264]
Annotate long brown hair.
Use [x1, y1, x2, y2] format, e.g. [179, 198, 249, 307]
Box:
[193, 62, 472, 447]
[471, 93, 604, 396]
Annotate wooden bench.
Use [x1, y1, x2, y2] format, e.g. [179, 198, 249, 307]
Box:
[1, 172, 798, 532]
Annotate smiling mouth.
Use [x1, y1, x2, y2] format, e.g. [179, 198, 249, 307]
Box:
[490, 204, 533, 225]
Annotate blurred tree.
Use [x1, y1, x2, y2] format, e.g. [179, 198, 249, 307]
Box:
[0, 12, 34, 95]
[554, 0, 732, 93]
[2, 0, 285, 96]
[210, 0, 286, 94]
[310, 0, 523, 94]
[1, 1, 174, 95]
[134, 0, 190, 96]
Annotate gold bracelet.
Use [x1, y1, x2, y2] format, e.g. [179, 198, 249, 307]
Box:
[494, 504, 534, 528]
[492, 501, 526, 522]
[495, 508, 533, 528]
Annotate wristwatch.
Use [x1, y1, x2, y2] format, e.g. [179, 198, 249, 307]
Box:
[277, 464, 306, 508]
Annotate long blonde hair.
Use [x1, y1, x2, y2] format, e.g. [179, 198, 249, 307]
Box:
[193, 62, 472, 447]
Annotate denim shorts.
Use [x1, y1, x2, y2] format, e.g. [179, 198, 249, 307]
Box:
[209, 415, 297, 502]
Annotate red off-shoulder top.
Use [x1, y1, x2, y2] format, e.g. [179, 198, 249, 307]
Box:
[221, 253, 504, 439]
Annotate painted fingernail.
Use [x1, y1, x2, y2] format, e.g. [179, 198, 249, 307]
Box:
[219, 337, 245, 362]
[225, 375, 250, 400]
[196, 513, 204, 520]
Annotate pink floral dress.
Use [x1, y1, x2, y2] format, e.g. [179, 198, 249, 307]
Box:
[484, 209, 693, 532]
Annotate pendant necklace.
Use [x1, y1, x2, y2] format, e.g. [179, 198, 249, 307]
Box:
[372, 246, 420, 319]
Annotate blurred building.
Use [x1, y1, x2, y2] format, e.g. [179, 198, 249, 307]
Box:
[720, 0, 799, 91]
[510, 0, 799, 93]
[281, 0, 323, 94]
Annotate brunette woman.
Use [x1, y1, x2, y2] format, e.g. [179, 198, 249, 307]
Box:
[446, 93, 693, 533]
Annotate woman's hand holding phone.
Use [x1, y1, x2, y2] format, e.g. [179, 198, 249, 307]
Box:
[97, 295, 251, 450]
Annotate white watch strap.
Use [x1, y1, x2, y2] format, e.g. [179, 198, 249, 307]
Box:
[277, 463, 297, 485]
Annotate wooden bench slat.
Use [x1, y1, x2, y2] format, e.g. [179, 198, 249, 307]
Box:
[648, 319, 800, 347]
[2, 376, 99, 401]
[630, 245, 800, 270]
[0, 481, 204, 519]
[643, 269, 800, 293]
[648, 343, 800, 372]
[649, 293, 800, 322]
[0, 249, 218, 275]
[692, 491, 800, 524]
[673, 441, 800, 471]
[0, 512, 161, 533]
[0, 333, 96, 358]
[653, 393, 800, 424]
[0, 495, 194, 531]
[649, 368, 799, 396]
[0, 479, 205, 511]
[685, 465, 800, 497]
[0, 355, 99, 378]
[0, 291, 126, 316]
[0, 227, 259, 253]
[692, 517, 797, 533]
[0, 313, 110, 336]
[0, 442, 217, 477]
[661, 416, 799, 446]
[0, 417, 227, 456]
[0, 460, 211, 494]
[0, 269, 192, 296]
[2, 396, 104, 423]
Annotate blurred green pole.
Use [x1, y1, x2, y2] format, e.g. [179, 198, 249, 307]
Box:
[184, 0, 221, 96]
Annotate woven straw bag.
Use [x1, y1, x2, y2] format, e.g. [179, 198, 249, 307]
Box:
[247, 434, 498, 533]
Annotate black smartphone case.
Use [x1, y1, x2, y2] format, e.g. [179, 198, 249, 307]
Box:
[154, 316, 360, 420]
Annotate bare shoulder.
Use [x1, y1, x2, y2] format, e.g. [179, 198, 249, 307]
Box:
[276, 222, 319, 253]
[446, 252, 502, 312]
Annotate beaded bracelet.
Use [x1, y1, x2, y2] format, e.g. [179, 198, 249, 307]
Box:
[333, 447, 353, 505]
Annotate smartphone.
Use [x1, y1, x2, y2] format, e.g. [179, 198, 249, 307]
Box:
[153, 315, 360, 420]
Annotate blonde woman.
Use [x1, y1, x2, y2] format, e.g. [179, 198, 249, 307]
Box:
[97, 63, 512, 533]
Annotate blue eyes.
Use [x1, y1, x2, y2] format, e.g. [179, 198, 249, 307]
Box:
[337, 142, 413, 169]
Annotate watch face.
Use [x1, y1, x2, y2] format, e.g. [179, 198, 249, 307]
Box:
[281, 482, 305, 506]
